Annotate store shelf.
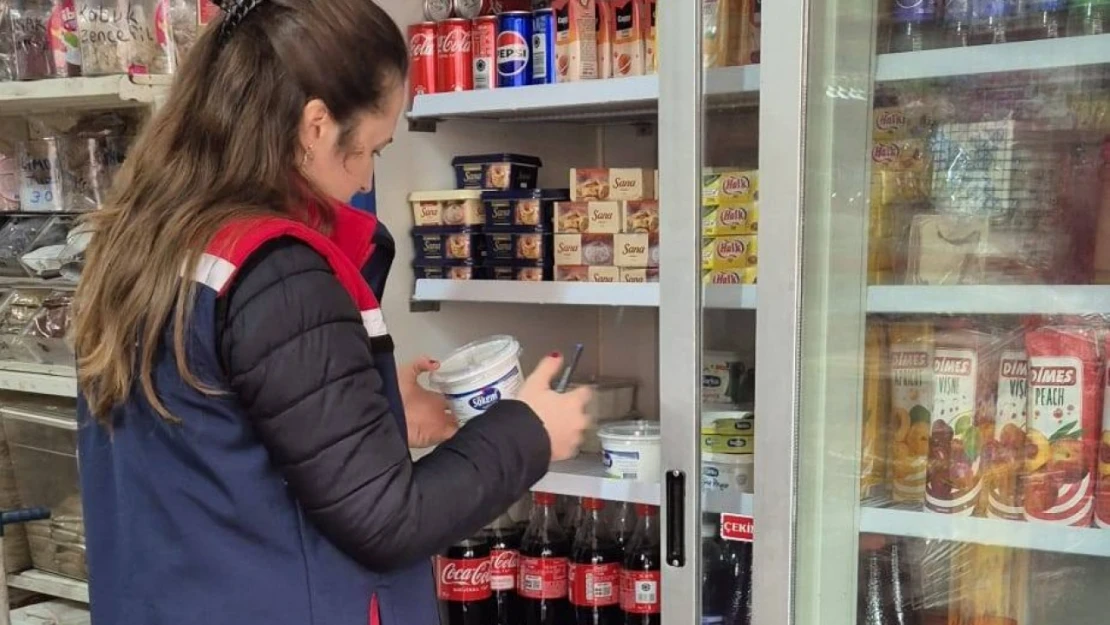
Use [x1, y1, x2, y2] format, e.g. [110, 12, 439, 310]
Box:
[533, 454, 660, 505]
[860, 507, 1110, 557]
[0, 75, 169, 115]
[704, 491, 754, 516]
[867, 285, 1110, 315]
[408, 65, 760, 123]
[413, 279, 757, 309]
[876, 33, 1110, 82]
[0, 362, 77, 397]
[8, 569, 88, 603]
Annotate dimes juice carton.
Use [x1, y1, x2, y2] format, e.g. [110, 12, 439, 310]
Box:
[552, 0, 598, 82]
[596, 0, 613, 79]
[643, 0, 657, 73]
[739, 0, 760, 65]
[610, 0, 645, 77]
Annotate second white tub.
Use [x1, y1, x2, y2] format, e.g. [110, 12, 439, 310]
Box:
[598, 420, 661, 481]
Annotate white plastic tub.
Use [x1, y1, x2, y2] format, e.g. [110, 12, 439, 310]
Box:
[598, 420, 661, 481]
[429, 335, 524, 422]
[701, 452, 754, 496]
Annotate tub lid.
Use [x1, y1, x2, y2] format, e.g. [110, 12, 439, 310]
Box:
[703, 350, 744, 362]
[598, 419, 661, 440]
[408, 190, 484, 202]
[451, 154, 543, 168]
[430, 335, 522, 388]
[481, 188, 569, 201]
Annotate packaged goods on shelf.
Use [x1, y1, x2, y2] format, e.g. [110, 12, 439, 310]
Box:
[617, 267, 657, 282]
[413, 261, 484, 280]
[555, 232, 613, 265]
[860, 324, 888, 502]
[702, 267, 757, 284]
[552, 0, 598, 82]
[0, 139, 18, 211]
[598, 420, 660, 481]
[621, 200, 658, 232]
[451, 153, 541, 190]
[702, 203, 756, 236]
[702, 169, 758, 207]
[2, 399, 86, 581]
[482, 188, 568, 229]
[555, 264, 614, 282]
[484, 228, 552, 263]
[610, 0, 646, 78]
[412, 226, 484, 262]
[643, 0, 657, 72]
[703, 350, 745, 404]
[555, 200, 621, 233]
[410, 190, 484, 227]
[0, 289, 74, 366]
[0, 216, 71, 277]
[701, 410, 754, 496]
[75, 0, 133, 75]
[614, 232, 656, 267]
[488, 262, 551, 281]
[570, 167, 656, 201]
[702, 234, 756, 270]
[702, 0, 740, 68]
[596, 0, 613, 78]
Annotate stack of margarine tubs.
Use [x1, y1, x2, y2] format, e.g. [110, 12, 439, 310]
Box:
[701, 409, 754, 497]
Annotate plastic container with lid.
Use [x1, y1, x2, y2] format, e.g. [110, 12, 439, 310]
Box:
[429, 335, 524, 421]
[481, 188, 569, 230]
[413, 261, 487, 281]
[701, 408, 754, 436]
[598, 420, 661, 481]
[483, 229, 552, 263]
[701, 433, 753, 455]
[451, 153, 542, 191]
[486, 261, 552, 282]
[408, 190, 484, 227]
[702, 452, 754, 496]
[411, 226, 484, 262]
[702, 350, 746, 404]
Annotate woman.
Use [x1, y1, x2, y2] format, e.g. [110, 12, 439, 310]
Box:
[71, 0, 591, 624]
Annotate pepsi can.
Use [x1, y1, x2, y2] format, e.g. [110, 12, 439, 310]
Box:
[531, 8, 556, 84]
[496, 11, 532, 87]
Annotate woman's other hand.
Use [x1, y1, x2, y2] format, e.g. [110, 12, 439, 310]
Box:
[400, 357, 458, 449]
[517, 353, 592, 462]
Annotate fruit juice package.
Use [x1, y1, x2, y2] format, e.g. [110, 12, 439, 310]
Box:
[924, 323, 997, 517]
[889, 321, 935, 505]
[985, 337, 1028, 521]
[861, 323, 890, 503]
[1023, 320, 1101, 527]
[1096, 333, 1110, 529]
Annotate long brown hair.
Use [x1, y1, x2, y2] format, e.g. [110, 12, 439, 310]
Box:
[74, 0, 408, 425]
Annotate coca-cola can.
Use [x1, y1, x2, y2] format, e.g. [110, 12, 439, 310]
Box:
[471, 15, 497, 90]
[453, 0, 484, 18]
[436, 19, 474, 92]
[424, 0, 453, 21]
[408, 22, 438, 100]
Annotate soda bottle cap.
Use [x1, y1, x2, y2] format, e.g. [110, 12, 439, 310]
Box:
[581, 497, 605, 510]
[533, 492, 557, 506]
[635, 504, 657, 516]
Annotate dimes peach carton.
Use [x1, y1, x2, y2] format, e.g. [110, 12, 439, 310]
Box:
[702, 235, 757, 270]
[553, 0, 598, 82]
[610, 0, 645, 77]
[571, 168, 656, 201]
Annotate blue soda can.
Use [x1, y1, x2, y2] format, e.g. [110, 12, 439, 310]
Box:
[531, 8, 557, 85]
[497, 11, 533, 87]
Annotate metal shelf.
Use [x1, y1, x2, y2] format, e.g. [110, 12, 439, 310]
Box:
[533, 455, 660, 505]
[0, 362, 77, 397]
[408, 66, 759, 123]
[867, 285, 1110, 315]
[860, 507, 1110, 558]
[876, 33, 1110, 82]
[413, 279, 757, 309]
[0, 75, 168, 115]
[8, 569, 88, 603]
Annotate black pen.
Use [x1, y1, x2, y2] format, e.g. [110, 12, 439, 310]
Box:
[555, 343, 585, 393]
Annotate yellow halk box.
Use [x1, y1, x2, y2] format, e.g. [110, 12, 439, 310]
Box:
[702, 235, 757, 270]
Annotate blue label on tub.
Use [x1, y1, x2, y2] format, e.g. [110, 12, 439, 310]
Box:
[468, 387, 503, 411]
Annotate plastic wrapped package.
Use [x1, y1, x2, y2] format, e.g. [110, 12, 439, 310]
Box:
[18, 138, 65, 212]
[0, 216, 63, 276]
[0, 0, 15, 80]
[126, 0, 169, 74]
[0, 138, 18, 212]
[75, 0, 131, 75]
[8, 0, 52, 79]
[21, 291, 73, 365]
[62, 134, 126, 212]
[1, 398, 85, 581]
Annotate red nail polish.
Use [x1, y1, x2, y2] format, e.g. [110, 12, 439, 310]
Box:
[550, 351, 561, 358]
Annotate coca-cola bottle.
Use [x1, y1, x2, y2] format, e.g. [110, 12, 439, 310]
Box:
[620, 505, 661, 625]
[719, 515, 753, 625]
[519, 492, 572, 625]
[569, 498, 623, 625]
[701, 516, 727, 621]
[610, 501, 636, 556]
[436, 534, 493, 625]
[486, 515, 521, 625]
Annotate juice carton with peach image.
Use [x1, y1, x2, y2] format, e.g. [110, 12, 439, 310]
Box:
[1023, 321, 1101, 527]
[888, 321, 934, 505]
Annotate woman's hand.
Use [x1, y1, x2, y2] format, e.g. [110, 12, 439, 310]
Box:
[517, 353, 592, 462]
[400, 356, 459, 449]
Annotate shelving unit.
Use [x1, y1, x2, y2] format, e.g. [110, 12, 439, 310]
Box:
[412, 279, 757, 309]
[860, 507, 1110, 558]
[0, 363, 76, 398]
[7, 569, 88, 603]
[868, 285, 1110, 315]
[534, 455, 660, 505]
[0, 75, 169, 114]
[408, 65, 760, 123]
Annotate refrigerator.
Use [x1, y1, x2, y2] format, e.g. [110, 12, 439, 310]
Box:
[382, 0, 1110, 623]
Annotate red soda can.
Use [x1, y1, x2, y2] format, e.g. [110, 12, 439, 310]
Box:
[408, 22, 438, 101]
[436, 19, 474, 92]
[471, 15, 497, 90]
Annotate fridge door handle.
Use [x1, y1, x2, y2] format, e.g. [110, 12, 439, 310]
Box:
[665, 469, 686, 567]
